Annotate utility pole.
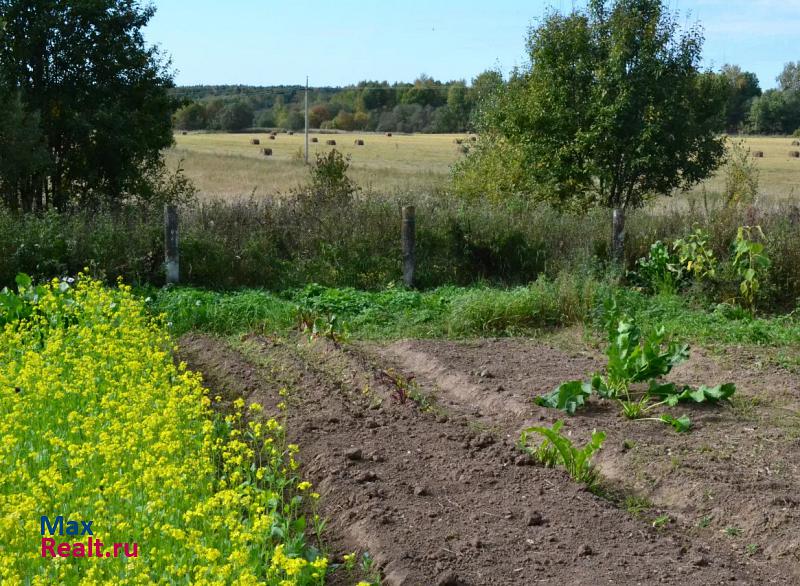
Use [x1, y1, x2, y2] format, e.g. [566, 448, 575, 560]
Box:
[304, 76, 309, 164]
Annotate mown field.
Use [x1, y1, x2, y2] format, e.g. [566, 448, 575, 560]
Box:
[165, 131, 467, 198]
[166, 132, 800, 201]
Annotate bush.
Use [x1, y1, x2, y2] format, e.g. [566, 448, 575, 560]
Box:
[724, 140, 759, 207]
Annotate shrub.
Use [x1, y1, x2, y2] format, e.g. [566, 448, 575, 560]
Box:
[724, 140, 760, 207]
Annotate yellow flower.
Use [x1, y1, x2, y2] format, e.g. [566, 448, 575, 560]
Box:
[0, 276, 321, 584]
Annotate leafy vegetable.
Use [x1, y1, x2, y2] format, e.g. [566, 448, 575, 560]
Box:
[650, 382, 737, 406]
[535, 313, 734, 433]
[657, 414, 692, 433]
[534, 381, 593, 414]
[520, 421, 606, 488]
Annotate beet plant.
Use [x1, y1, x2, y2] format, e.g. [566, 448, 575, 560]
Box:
[519, 421, 606, 488]
[535, 310, 735, 432]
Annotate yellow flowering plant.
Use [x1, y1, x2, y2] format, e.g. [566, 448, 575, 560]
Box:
[0, 275, 327, 585]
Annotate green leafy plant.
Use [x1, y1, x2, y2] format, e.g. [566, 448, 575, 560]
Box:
[535, 313, 735, 432]
[652, 514, 671, 529]
[647, 413, 692, 433]
[673, 228, 717, 281]
[633, 241, 681, 294]
[295, 303, 350, 348]
[732, 226, 770, 315]
[518, 420, 563, 469]
[595, 319, 690, 397]
[519, 421, 605, 488]
[534, 380, 592, 414]
[310, 314, 350, 348]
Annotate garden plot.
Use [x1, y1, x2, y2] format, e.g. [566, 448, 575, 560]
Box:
[377, 338, 800, 573]
[179, 332, 797, 585]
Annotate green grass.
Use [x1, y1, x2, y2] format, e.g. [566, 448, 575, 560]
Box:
[611, 289, 800, 347]
[149, 273, 602, 339]
[147, 287, 296, 335]
[149, 277, 800, 350]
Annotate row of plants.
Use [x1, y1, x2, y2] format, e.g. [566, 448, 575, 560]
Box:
[0, 275, 327, 584]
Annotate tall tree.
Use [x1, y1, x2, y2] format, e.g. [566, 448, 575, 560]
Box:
[0, 0, 176, 210]
[777, 61, 800, 92]
[720, 64, 761, 133]
[467, 0, 726, 261]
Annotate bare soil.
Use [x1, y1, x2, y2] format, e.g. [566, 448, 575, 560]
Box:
[179, 332, 798, 585]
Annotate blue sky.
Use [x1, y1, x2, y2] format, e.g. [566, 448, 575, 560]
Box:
[144, 0, 799, 89]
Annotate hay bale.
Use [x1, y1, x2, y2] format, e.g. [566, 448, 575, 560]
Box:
[453, 138, 463, 145]
[385, 132, 392, 137]
[250, 138, 260, 145]
[181, 131, 187, 135]
[793, 140, 800, 146]
[326, 139, 337, 146]
[470, 135, 477, 142]
[311, 137, 319, 143]
[752, 151, 764, 158]
[268, 135, 275, 140]
[790, 151, 800, 158]
[261, 148, 272, 156]
[354, 139, 364, 146]
[288, 131, 294, 135]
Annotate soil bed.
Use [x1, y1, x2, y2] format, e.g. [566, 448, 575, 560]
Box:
[179, 332, 796, 585]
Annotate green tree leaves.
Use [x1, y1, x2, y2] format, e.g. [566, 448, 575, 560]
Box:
[458, 0, 727, 260]
[0, 0, 177, 210]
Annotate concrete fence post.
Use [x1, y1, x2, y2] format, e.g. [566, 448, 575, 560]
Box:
[402, 205, 415, 288]
[164, 204, 179, 284]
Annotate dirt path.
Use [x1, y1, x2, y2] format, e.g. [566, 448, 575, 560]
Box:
[179, 333, 794, 585]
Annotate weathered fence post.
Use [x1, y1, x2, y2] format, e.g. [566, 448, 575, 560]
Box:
[164, 204, 179, 284]
[402, 205, 415, 288]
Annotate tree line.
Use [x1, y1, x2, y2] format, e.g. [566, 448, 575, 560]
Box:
[174, 63, 800, 137]
[171, 73, 504, 133]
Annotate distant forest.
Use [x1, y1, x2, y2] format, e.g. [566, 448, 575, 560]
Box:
[171, 63, 800, 135]
[171, 72, 501, 134]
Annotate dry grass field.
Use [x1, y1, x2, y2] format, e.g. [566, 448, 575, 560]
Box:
[165, 132, 800, 202]
[165, 131, 466, 199]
